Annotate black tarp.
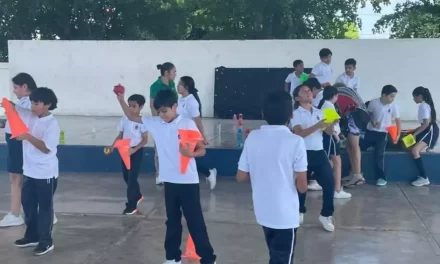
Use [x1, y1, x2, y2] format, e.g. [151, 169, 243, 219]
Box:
[214, 67, 311, 120]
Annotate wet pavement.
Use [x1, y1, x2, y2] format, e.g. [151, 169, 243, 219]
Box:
[0, 173, 439, 264]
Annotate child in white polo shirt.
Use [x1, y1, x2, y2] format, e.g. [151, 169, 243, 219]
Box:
[237, 90, 308, 264]
[13, 87, 59, 256]
[291, 83, 337, 232]
[285, 60, 308, 96]
[309, 48, 333, 87]
[116, 89, 216, 264]
[335, 58, 359, 91]
[110, 94, 148, 215]
[360, 85, 401, 186]
[0, 73, 37, 228]
[177, 76, 217, 190]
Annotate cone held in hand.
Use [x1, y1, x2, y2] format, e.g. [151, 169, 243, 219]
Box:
[2, 97, 29, 138]
[178, 129, 203, 174]
[114, 139, 131, 170]
[386, 125, 398, 142]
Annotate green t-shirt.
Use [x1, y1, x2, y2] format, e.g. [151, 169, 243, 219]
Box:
[150, 77, 177, 99]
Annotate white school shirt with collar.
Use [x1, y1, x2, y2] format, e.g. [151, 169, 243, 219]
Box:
[366, 98, 400, 133]
[418, 102, 431, 124]
[290, 106, 324, 151]
[335, 72, 360, 91]
[238, 125, 307, 229]
[320, 100, 341, 134]
[311, 62, 333, 84]
[177, 94, 200, 118]
[4, 96, 32, 134]
[142, 115, 200, 184]
[23, 114, 60, 180]
[312, 90, 323, 108]
[118, 116, 147, 147]
[285, 72, 303, 96]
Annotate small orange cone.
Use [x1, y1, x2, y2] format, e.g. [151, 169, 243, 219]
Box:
[2, 98, 29, 138]
[182, 235, 200, 260]
[387, 125, 398, 142]
[178, 129, 203, 174]
[114, 139, 131, 170]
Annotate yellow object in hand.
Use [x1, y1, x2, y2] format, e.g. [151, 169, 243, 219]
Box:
[402, 134, 416, 148]
[104, 147, 111, 155]
[322, 108, 341, 124]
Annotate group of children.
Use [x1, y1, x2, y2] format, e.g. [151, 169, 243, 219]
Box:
[0, 73, 60, 256]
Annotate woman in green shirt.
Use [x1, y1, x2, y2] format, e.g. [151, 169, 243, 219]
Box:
[150, 62, 177, 185]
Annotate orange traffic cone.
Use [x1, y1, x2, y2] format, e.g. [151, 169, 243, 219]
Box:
[114, 139, 131, 170]
[182, 235, 200, 260]
[386, 125, 398, 142]
[2, 98, 29, 138]
[178, 129, 203, 174]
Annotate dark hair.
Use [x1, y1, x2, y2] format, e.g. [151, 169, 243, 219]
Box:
[128, 94, 146, 106]
[156, 62, 175, 76]
[318, 86, 338, 109]
[180, 76, 202, 115]
[413, 86, 437, 122]
[293, 60, 303, 68]
[263, 91, 293, 125]
[153, 89, 177, 110]
[12, 73, 37, 92]
[292, 84, 309, 109]
[319, 48, 332, 58]
[345, 58, 357, 67]
[304, 77, 321, 91]
[381, 85, 398, 96]
[29, 87, 58, 111]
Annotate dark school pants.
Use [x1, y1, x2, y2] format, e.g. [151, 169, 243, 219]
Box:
[164, 182, 216, 264]
[263, 227, 298, 264]
[359, 130, 387, 181]
[122, 148, 143, 209]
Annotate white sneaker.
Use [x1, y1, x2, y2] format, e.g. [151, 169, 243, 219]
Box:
[300, 213, 304, 225]
[319, 215, 335, 232]
[412, 176, 430, 187]
[163, 260, 181, 264]
[0, 213, 25, 227]
[53, 213, 58, 225]
[343, 173, 365, 187]
[308, 180, 322, 191]
[207, 168, 217, 190]
[334, 188, 352, 199]
[156, 177, 163, 185]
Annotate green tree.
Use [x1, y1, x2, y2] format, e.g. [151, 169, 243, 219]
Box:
[344, 23, 360, 39]
[374, 0, 440, 38]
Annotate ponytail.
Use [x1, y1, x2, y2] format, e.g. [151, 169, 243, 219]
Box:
[318, 86, 338, 109]
[413, 86, 437, 122]
[180, 76, 202, 116]
[318, 98, 325, 109]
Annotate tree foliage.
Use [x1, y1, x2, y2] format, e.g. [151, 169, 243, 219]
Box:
[374, 0, 440, 38]
[0, 0, 390, 61]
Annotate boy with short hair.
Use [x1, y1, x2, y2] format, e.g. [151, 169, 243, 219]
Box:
[13, 87, 60, 256]
[237, 90, 308, 264]
[335, 58, 360, 91]
[309, 48, 333, 87]
[110, 94, 149, 215]
[285, 60, 308, 96]
[116, 89, 216, 264]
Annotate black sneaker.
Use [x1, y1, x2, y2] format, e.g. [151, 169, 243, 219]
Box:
[14, 238, 39, 248]
[33, 243, 54, 256]
[122, 207, 138, 215]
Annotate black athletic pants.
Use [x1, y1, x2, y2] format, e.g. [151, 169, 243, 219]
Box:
[122, 148, 143, 209]
[263, 227, 298, 264]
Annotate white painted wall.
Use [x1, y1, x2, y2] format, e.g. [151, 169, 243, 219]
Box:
[0, 63, 11, 100]
[6, 39, 440, 120]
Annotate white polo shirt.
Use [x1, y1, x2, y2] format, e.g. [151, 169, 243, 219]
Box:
[177, 94, 200, 118]
[335, 73, 360, 91]
[142, 115, 200, 184]
[118, 116, 147, 147]
[238, 125, 307, 229]
[366, 98, 400, 132]
[285, 72, 303, 96]
[312, 90, 324, 107]
[23, 114, 60, 179]
[5, 96, 32, 134]
[311, 62, 333, 84]
[320, 100, 341, 134]
[290, 106, 324, 150]
[418, 102, 431, 124]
